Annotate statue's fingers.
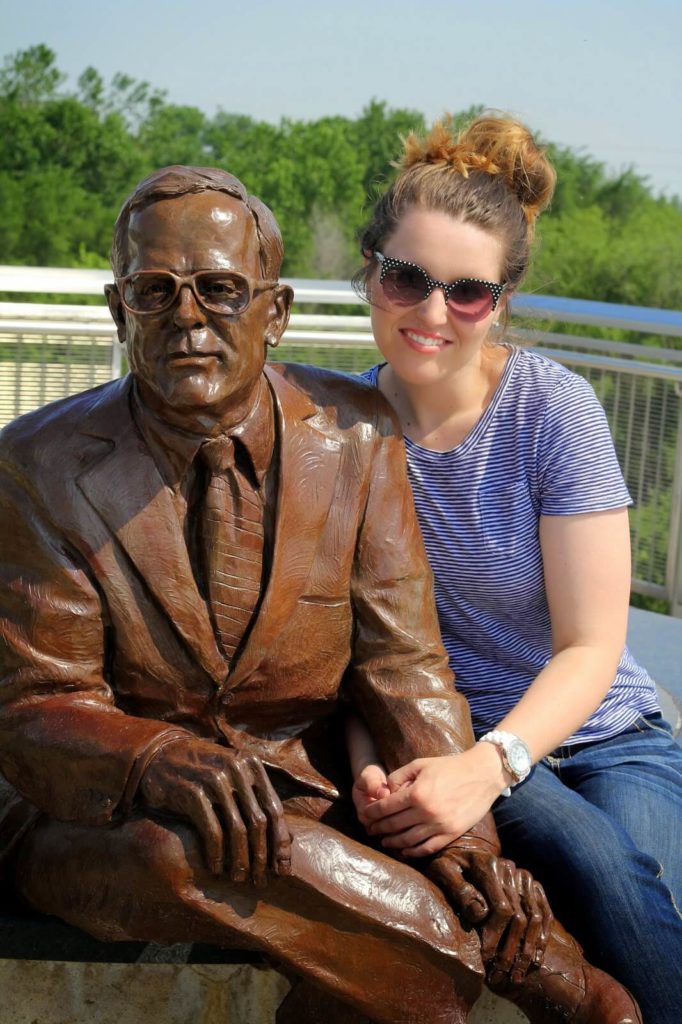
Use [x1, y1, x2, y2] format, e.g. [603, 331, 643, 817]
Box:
[466, 857, 513, 955]
[211, 774, 251, 883]
[269, 814, 294, 876]
[532, 879, 552, 968]
[505, 869, 546, 982]
[232, 779, 269, 888]
[248, 759, 293, 877]
[183, 786, 225, 876]
[487, 861, 528, 984]
[431, 857, 489, 924]
[226, 759, 276, 887]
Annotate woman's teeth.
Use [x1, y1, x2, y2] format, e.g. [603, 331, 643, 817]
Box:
[405, 331, 446, 348]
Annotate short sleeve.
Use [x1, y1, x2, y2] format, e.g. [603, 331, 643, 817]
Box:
[538, 373, 632, 515]
[359, 365, 381, 387]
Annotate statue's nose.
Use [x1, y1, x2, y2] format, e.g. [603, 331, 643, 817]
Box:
[173, 284, 207, 328]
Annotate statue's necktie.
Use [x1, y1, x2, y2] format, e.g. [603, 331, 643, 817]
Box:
[198, 435, 264, 663]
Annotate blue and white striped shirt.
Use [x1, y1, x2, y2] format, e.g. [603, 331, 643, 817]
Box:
[362, 347, 659, 744]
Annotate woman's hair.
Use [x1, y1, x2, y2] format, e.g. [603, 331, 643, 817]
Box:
[355, 114, 556, 317]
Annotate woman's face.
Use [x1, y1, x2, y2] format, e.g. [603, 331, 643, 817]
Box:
[369, 207, 507, 388]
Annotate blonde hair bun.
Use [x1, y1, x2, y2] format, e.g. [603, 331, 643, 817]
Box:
[401, 113, 556, 227]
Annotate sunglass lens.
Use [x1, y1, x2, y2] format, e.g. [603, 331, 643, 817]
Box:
[124, 273, 175, 313]
[447, 281, 494, 320]
[381, 266, 429, 306]
[197, 272, 250, 314]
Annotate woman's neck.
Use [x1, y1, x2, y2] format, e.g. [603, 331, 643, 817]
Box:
[378, 345, 510, 451]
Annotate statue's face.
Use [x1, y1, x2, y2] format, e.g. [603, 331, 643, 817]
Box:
[112, 191, 281, 428]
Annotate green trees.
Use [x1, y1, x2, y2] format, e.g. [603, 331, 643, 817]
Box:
[528, 144, 682, 310]
[0, 47, 148, 269]
[1, 44, 681, 304]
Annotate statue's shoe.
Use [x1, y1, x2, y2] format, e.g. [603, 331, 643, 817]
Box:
[489, 922, 643, 1024]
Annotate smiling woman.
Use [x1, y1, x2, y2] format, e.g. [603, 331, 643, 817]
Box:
[347, 113, 682, 1024]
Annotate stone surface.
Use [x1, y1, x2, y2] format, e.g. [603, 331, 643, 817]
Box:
[471, 989, 529, 1022]
[0, 960, 288, 1024]
[0, 960, 528, 1023]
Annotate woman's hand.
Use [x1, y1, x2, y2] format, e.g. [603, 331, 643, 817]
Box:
[352, 763, 391, 827]
[362, 744, 510, 857]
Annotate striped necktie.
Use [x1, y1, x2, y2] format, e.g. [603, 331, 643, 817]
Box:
[199, 435, 264, 663]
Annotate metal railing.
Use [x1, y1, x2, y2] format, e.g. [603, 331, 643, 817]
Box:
[2, 266, 681, 615]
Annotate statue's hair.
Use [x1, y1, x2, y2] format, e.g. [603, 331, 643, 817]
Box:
[111, 165, 284, 279]
[355, 114, 556, 308]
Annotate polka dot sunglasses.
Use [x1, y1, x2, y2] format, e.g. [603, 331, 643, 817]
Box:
[371, 251, 506, 322]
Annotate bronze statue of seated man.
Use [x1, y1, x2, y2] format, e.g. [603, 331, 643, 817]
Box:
[0, 166, 641, 1024]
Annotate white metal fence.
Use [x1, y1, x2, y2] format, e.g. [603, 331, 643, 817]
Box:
[2, 266, 681, 615]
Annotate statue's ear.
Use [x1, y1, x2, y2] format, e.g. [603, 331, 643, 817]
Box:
[105, 284, 127, 345]
[264, 284, 294, 349]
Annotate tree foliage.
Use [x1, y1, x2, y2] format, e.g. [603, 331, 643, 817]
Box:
[2, 45, 681, 307]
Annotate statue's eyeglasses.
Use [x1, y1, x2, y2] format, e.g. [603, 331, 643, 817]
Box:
[115, 270, 278, 317]
[372, 251, 506, 322]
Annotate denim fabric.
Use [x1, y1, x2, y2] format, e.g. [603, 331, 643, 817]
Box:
[493, 715, 682, 1023]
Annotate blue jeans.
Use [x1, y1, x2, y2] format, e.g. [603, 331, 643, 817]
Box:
[492, 714, 682, 1024]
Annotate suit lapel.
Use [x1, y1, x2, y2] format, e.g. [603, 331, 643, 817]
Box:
[73, 371, 342, 691]
[227, 367, 342, 689]
[76, 379, 226, 685]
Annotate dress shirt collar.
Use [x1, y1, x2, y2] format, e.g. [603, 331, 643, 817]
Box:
[131, 375, 274, 490]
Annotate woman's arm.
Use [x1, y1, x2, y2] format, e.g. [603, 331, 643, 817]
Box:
[497, 506, 630, 759]
[364, 506, 632, 856]
[346, 712, 385, 778]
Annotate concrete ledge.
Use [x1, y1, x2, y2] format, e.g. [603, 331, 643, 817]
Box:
[0, 959, 288, 1024]
[0, 910, 528, 1021]
[0, 959, 527, 1023]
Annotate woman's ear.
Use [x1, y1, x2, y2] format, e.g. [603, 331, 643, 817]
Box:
[264, 283, 294, 349]
[104, 284, 127, 345]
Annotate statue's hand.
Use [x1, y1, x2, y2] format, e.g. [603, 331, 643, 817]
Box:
[139, 737, 292, 885]
[428, 848, 552, 982]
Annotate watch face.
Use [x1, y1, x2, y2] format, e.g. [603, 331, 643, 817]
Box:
[508, 739, 531, 777]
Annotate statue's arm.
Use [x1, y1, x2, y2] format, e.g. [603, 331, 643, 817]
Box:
[345, 410, 553, 968]
[346, 409, 498, 847]
[0, 467, 186, 825]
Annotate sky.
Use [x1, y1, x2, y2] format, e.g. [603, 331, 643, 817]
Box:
[2, 0, 682, 199]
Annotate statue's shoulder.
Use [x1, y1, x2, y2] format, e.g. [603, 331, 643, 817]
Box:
[0, 377, 128, 471]
[267, 362, 395, 427]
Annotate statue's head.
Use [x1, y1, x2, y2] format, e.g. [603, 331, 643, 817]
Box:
[105, 166, 293, 430]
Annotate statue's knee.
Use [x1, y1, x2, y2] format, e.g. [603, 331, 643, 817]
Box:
[121, 815, 200, 887]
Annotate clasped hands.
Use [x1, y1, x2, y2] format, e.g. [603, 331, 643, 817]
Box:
[353, 747, 552, 982]
[138, 737, 550, 982]
[140, 736, 292, 887]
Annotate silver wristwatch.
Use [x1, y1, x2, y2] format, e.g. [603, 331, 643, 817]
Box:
[478, 730, 532, 797]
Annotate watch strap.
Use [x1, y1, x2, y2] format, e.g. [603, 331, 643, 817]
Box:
[478, 729, 531, 793]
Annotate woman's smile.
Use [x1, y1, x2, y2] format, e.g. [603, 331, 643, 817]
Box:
[400, 328, 450, 352]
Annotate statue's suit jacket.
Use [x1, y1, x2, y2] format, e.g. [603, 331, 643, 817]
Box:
[0, 363, 483, 835]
